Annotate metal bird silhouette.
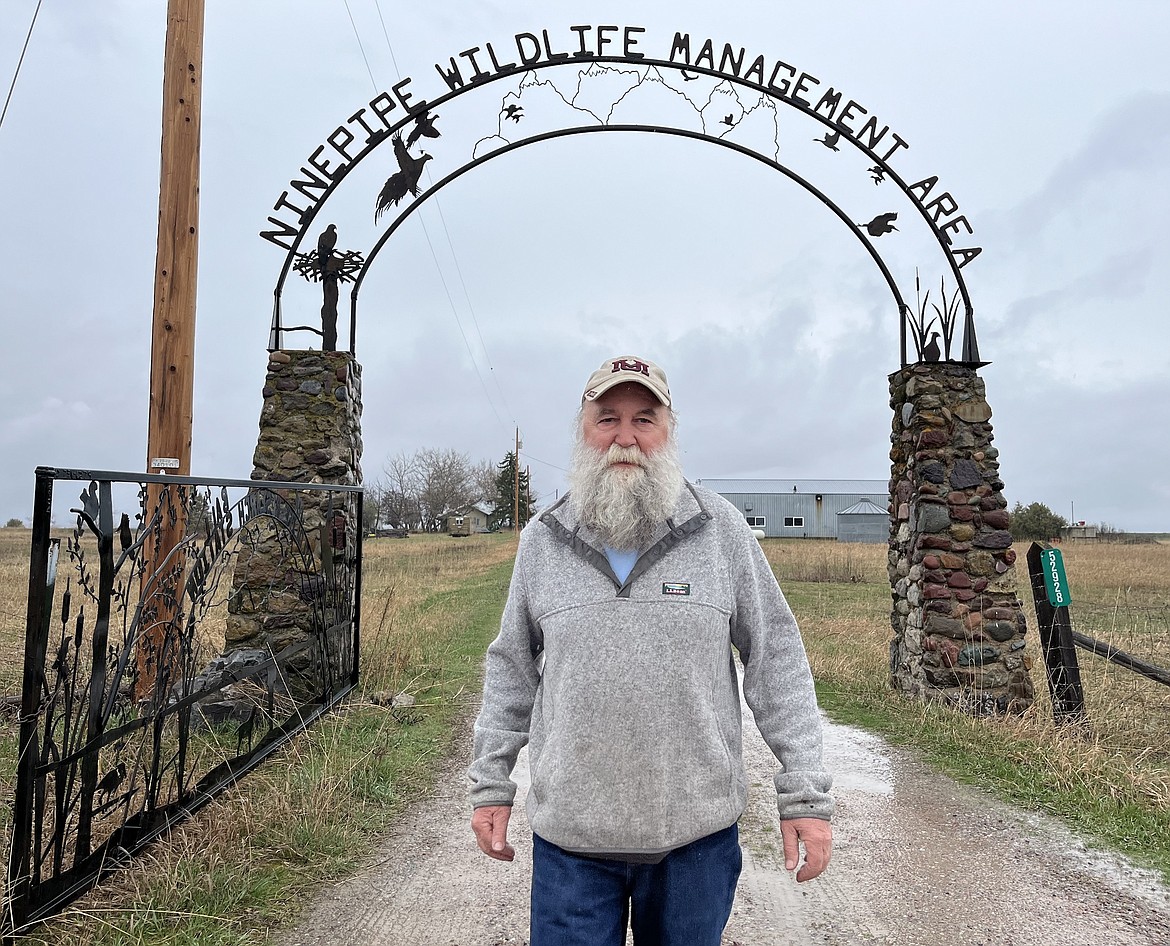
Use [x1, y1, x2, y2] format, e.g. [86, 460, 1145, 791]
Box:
[721, 114, 735, 128]
[860, 212, 899, 236]
[316, 224, 337, 271]
[922, 331, 941, 362]
[406, 110, 440, 147]
[96, 762, 127, 800]
[117, 512, 133, 552]
[815, 129, 841, 151]
[503, 103, 523, 123]
[236, 705, 259, 754]
[680, 69, 699, 80]
[374, 135, 432, 222]
[868, 165, 886, 185]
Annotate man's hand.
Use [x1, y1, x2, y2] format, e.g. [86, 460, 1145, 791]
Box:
[471, 805, 516, 861]
[781, 817, 832, 882]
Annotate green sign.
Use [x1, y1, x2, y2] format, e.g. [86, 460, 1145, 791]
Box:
[1040, 548, 1071, 608]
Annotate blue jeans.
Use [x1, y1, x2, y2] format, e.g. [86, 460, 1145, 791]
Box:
[530, 824, 742, 946]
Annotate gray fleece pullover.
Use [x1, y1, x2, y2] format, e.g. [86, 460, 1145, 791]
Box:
[468, 482, 834, 857]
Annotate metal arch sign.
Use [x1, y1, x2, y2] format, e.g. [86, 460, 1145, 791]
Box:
[261, 25, 984, 365]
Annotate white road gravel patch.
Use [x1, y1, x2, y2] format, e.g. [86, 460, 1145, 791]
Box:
[279, 691, 1170, 946]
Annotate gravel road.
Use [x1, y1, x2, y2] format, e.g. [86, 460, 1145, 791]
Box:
[279, 691, 1170, 946]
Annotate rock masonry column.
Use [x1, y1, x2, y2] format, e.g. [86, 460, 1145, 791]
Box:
[249, 349, 363, 492]
[218, 350, 363, 700]
[888, 363, 1034, 714]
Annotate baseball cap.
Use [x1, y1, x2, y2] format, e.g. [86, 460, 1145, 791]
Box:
[582, 355, 671, 408]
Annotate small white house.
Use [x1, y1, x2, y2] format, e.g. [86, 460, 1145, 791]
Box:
[445, 503, 493, 535]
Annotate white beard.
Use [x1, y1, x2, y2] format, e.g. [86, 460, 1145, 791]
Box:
[567, 433, 685, 552]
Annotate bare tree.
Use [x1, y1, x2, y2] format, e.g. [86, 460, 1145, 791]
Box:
[376, 448, 508, 532]
[361, 479, 385, 531]
[382, 450, 423, 530]
[470, 458, 498, 506]
[417, 448, 474, 532]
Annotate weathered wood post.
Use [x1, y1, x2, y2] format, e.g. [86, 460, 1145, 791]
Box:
[1026, 542, 1087, 724]
[138, 0, 205, 700]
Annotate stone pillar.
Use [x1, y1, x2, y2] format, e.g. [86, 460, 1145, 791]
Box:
[888, 363, 1034, 714]
[250, 349, 362, 491]
[217, 350, 362, 701]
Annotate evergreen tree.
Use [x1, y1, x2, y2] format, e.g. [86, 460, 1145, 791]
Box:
[1008, 501, 1068, 542]
[490, 451, 535, 531]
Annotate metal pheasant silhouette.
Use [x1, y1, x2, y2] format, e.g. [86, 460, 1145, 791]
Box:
[374, 135, 432, 222]
[406, 110, 440, 147]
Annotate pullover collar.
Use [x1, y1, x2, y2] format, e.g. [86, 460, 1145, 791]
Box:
[538, 481, 712, 597]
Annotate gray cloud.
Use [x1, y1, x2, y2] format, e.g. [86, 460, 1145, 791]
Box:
[2, 1, 1167, 532]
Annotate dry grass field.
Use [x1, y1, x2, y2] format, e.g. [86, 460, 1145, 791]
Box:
[0, 529, 36, 698]
[356, 531, 519, 699]
[0, 526, 1167, 942]
[0, 528, 519, 944]
[763, 537, 1170, 817]
[2, 529, 1167, 779]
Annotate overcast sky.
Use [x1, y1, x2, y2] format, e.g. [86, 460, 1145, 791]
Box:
[1, 0, 1168, 531]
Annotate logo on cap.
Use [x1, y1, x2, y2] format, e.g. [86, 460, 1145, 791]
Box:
[612, 358, 650, 376]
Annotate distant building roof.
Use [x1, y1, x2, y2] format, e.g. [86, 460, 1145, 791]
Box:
[448, 502, 494, 517]
[838, 499, 887, 516]
[697, 478, 887, 495]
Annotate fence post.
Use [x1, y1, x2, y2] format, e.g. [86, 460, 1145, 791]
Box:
[352, 491, 363, 688]
[1025, 541, 1087, 725]
[7, 469, 58, 935]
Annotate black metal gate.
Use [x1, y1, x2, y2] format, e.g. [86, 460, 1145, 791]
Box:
[4, 467, 363, 936]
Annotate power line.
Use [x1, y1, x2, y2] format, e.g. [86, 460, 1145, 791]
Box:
[414, 209, 507, 428]
[428, 197, 517, 421]
[0, 0, 44, 135]
[345, 2, 508, 430]
[522, 452, 569, 475]
[342, 0, 378, 90]
[371, 0, 517, 426]
[372, 0, 403, 76]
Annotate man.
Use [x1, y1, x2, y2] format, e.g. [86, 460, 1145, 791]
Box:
[469, 355, 833, 945]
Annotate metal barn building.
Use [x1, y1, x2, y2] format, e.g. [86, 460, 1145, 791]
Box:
[696, 479, 888, 540]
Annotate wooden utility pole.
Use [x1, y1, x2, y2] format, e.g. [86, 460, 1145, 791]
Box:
[139, 0, 205, 699]
[146, 0, 203, 473]
[513, 428, 521, 532]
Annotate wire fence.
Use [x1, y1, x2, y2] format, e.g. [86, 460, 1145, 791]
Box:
[1027, 542, 1169, 733]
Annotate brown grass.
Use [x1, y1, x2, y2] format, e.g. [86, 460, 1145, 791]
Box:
[356, 532, 518, 699]
[0, 530, 35, 696]
[760, 538, 1170, 813]
[1, 527, 1168, 938]
[0, 528, 518, 944]
[764, 538, 882, 585]
[5, 531, 1166, 773]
